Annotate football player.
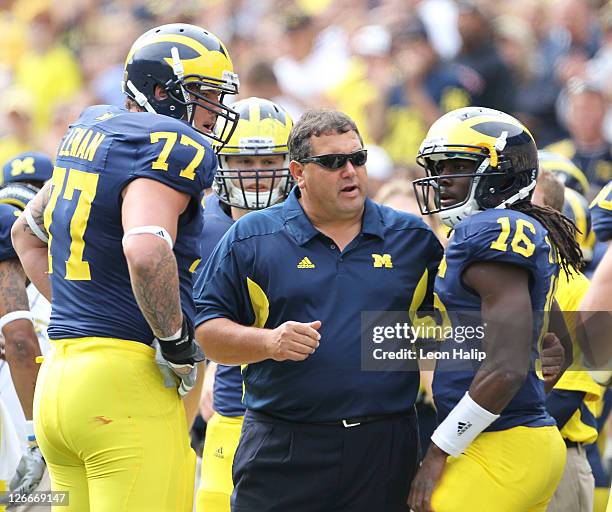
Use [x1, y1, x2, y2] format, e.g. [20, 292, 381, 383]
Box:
[409, 107, 582, 511]
[195, 96, 293, 512]
[0, 152, 53, 504]
[10, 24, 239, 512]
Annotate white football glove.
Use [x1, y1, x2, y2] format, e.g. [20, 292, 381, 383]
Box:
[153, 340, 199, 397]
[0, 446, 46, 508]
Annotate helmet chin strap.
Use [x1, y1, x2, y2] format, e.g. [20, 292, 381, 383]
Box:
[439, 199, 477, 228]
[125, 80, 156, 113]
[171, 46, 193, 121]
[437, 158, 488, 228]
[494, 179, 536, 209]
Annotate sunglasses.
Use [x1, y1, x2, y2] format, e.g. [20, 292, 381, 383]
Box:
[299, 149, 367, 169]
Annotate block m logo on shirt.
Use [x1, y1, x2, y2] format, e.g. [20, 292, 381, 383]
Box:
[372, 253, 393, 268]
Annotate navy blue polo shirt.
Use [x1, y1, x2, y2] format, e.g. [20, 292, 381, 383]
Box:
[194, 188, 443, 422]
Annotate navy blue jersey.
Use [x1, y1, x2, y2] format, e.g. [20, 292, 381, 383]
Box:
[591, 181, 612, 242]
[433, 209, 558, 431]
[46, 105, 217, 343]
[0, 203, 19, 262]
[199, 194, 244, 417]
[194, 189, 443, 422]
[200, 194, 234, 263]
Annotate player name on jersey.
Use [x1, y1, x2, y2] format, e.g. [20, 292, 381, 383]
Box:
[57, 127, 106, 162]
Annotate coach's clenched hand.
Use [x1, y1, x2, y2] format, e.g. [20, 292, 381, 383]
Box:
[266, 320, 321, 361]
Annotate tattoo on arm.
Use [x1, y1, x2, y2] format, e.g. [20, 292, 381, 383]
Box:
[129, 243, 182, 338]
[0, 259, 29, 314]
[0, 258, 40, 419]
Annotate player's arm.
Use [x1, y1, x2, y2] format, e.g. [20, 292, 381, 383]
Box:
[463, 261, 533, 406]
[196, 318, 321, 365]
[4, 197, 48, 498]
[0, 257, 41, 420]
[0, 257, 46, 499]
[122, 178, 204, 406]
[122, 177, 187, 339]
[11, 182, 52, 301]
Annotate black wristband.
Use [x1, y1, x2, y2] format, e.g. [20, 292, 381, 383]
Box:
[158, 317, 205, 365]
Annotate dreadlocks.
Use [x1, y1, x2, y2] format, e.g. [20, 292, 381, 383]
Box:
[511, 201, 584, 276]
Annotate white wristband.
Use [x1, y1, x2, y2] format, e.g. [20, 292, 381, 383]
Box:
[0, 310, 34, 332]
[25, 419, 36, 443]
[158, 326, 182, 342]
[122, 225, 173, 249]
[23, 206, 49, 243]
[431, 392, 499, 458]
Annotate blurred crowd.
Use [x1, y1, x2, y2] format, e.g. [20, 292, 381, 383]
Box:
[1, 0, 611, 201]
[1, 1, 612, 508]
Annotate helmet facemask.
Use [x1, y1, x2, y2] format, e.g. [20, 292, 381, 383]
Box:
[122, 24, 240, 151]
[164, 47, 240, 149]
[214, 97, 294, 210]
[214, 141, 293, 210]
[414, 151, 487, 227]
[413, 107, 539, 228]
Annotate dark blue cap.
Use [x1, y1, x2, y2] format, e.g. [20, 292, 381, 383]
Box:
[2, 152, 53, 185]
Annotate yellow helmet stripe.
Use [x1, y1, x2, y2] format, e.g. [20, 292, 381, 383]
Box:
[125, 34, 230, 67]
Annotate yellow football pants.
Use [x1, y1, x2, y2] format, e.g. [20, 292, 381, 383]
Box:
[432, 425, 566, 512]
[596, 486, 610, 512]
[0, 479, 6, 512]
[33, 337, 196, 512]
[196, 413, 243, 512]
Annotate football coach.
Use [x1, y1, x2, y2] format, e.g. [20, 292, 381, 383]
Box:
[193, 109, 444, 511]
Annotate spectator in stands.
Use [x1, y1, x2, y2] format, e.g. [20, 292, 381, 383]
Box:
[452, 0, 515, 113]
[370, 18, 475, 166]
[547, 78, 612, 193]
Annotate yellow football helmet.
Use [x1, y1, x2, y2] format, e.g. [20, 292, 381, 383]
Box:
[538, 150, 590, 198]
[214, 97, 294, 210]
[413, 107, 538, 227]
[122, 23, 240, 149]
